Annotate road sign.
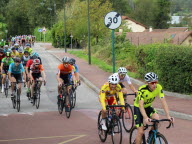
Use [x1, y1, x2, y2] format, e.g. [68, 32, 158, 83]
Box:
[104, 11, 122, 30]
[38, 29, 42, 32]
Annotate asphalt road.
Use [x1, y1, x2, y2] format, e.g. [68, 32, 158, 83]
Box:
[0, 43, 191, 144]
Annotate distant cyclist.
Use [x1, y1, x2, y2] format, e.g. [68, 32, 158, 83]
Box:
[24, 43, 32, 55]
[69, 58, 80, 85]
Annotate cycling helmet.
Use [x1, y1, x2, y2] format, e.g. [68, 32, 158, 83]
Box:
[14, 43, 19, 47]
[108, 74, 119, 84]
[33, 59, 40, 64]
[24, 51, 29, 54]
[5, 52, 11, 57]
[31, 55, 38, 59]
[62, 56, 70, 63]
[69, 58, 76, 65]
[11, 47, 16, 50]
[144, 72, 158, 82]
[14, 57, 21, 63]
[18, 48, 23, 53]
[4, 45, 9, 48]
[31, 52, 39, 57]
[26, 43, 31, 47]
[118, 67, 127, 74]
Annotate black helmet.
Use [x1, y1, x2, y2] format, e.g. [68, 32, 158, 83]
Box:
[24, 51, 29, 54]
[14, 57, 21, 63]
[31, 55, 38, 59]
[69, 58, 76, 65]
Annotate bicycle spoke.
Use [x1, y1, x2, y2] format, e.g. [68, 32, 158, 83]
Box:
[122, 104, 134, 132]
[111, 117, 122, 144]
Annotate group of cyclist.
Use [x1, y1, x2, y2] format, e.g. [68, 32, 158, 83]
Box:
[0, 42, 45, 104]
[99, 67, 174, 144]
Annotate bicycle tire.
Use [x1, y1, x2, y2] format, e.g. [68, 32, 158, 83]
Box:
[129, 126, 146, 144]
[71, 90, 76, 108]
[16, 90, 20, 112]
[35, 88, 40, 109]
[150, 132, 168, 144]
[4, 76, 9, 98]
[111, 116, 122, 144]
[97, 111, 107, 142]
[122, 104, 134, 132]
[58, 95, 64, 114]
[65, 93, 71, 118]
[12, 97, 16, 109]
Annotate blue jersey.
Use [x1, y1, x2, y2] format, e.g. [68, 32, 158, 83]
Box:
[4, 48, 12, 53]
[8, 63, 25, 74]
[74, 64, 79, 73]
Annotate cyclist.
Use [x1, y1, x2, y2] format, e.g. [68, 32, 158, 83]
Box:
[114, 67, 137, 103]
[1, 52, 14, 93]
[0, 48, 5, 65]
[11, 47, 19, 58]
[14, 43, 20, 51]
[18, 48, 24, 58]
[3, 45, 11, 53]
[56, 56, 76, 111]
[99, 74, 125, 130]
[69, 58, 80, 85]
[24, 43, 32, 55]
[8, 57, 26, 98]
[29, 59, 46, 100]
[133, 72, 174, 144]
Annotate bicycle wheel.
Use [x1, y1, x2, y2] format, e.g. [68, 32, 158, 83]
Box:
[150, 132, 168, 144]
[129, 126, 146, 144]
[65, 93, 71, 118]
[97, 111, 107, 142]
[122, 104, 134, 132]
[71, 90, 76, 108]
[12, 96, 16, 109]
[58, 95, 64, 114]
[16, 90, 20, 112]
[111, 116, 122, 144]
[35, 88, 40, 109]
[4, 77, 9, 98]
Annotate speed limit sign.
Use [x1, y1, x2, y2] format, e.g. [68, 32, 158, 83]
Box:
[104, 11, 122, 30]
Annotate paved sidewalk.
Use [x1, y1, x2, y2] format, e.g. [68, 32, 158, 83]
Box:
[41, 43, 192, 121]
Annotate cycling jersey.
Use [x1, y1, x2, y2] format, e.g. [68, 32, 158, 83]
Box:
[73, 64, 79, 73]
[134, 84, 164, 108]
[99, 82, 125, 110]
[0, 55, 5, 64]
[114, 72, 132, 84]
[30, 64, 44, 73]
[57, 64, 74, 75]
[8, 63, 25, 74]
[4, 48, 12, 53]
[21, 55, 30, 66]
[2, 57, 14, 66]
[11, 51, 19, 58]
[24, 47, 32, 55]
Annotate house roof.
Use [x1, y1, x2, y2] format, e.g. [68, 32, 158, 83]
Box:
[122, 16, 148, 29]
[116, 31, 192, 45]
[144, 27, 189, 32]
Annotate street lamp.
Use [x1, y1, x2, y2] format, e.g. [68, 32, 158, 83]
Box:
[70, 34, 73, 49]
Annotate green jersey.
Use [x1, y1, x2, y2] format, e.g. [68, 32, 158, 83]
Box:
[2, 57, 14, 66]
[134, 84, 164, 108]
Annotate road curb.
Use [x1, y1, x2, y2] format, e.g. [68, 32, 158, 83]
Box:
[49, 51, 192, 121]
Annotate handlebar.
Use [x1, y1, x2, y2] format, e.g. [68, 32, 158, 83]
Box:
[123, 93, 137, 97]
[106, 105, 126, 109]
[144, 119, 174, 130]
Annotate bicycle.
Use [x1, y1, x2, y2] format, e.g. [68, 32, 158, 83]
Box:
[71, 83, 77, 108]
[11, 82, 23, 112]
[120, 93, 136, 132]
[98, 105, 125, 144]
[4, 72, 9, 98]
[31, 80, 45, 109]
[57, 83, 72, 118]
[129, 119, 173, 144]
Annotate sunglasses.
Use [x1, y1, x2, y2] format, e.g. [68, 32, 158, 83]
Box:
[149, 81, 158, 85]
[35, 64, 40, 65]
[119, 74, 126, 77]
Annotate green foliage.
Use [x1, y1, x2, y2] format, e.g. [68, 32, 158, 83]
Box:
[135, 43, 192, 94]
[33, 27, 52, 42]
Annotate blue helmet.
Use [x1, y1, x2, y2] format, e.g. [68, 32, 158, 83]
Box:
[31, 52, 39, 57]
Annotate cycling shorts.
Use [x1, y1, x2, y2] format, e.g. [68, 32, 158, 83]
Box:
[60, 74, 72, 85]
[32, 73, 42, 80]
[134, 106, 157, 128]
[11, 73, 23, 83]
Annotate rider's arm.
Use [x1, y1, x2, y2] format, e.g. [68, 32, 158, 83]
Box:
[56, 69, 61, 83]
[118, 91, 125, 106]
[139, 100, 148, 119]
[129, 84, 137, 93]
[100, 92, 106, 110]
[1, 62, 3, 72]
[71, 70, 76, 84]
[41, 71, 46, 81]
[160, 97, 171, 119]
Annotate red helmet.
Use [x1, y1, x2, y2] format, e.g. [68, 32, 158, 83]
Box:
[33, 59, 40, 64]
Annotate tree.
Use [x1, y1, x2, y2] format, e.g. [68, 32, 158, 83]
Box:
[153, 0, 171, 29]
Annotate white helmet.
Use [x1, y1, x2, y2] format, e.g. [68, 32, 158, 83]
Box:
[62, 56, 70, 63]
[108, 74, 119, 84]
[144, 72, 158, 82]
[118, 67, 127, 74]
[4, 45, 9, 48]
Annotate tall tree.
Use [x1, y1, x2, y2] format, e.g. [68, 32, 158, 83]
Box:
[153, 0, 171, 29]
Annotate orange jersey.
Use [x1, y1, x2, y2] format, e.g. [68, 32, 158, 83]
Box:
[30, 64, 44, 73]
[57, 64, 74, 75]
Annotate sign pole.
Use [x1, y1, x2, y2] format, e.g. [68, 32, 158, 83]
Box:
[112, 29, 115, 73]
